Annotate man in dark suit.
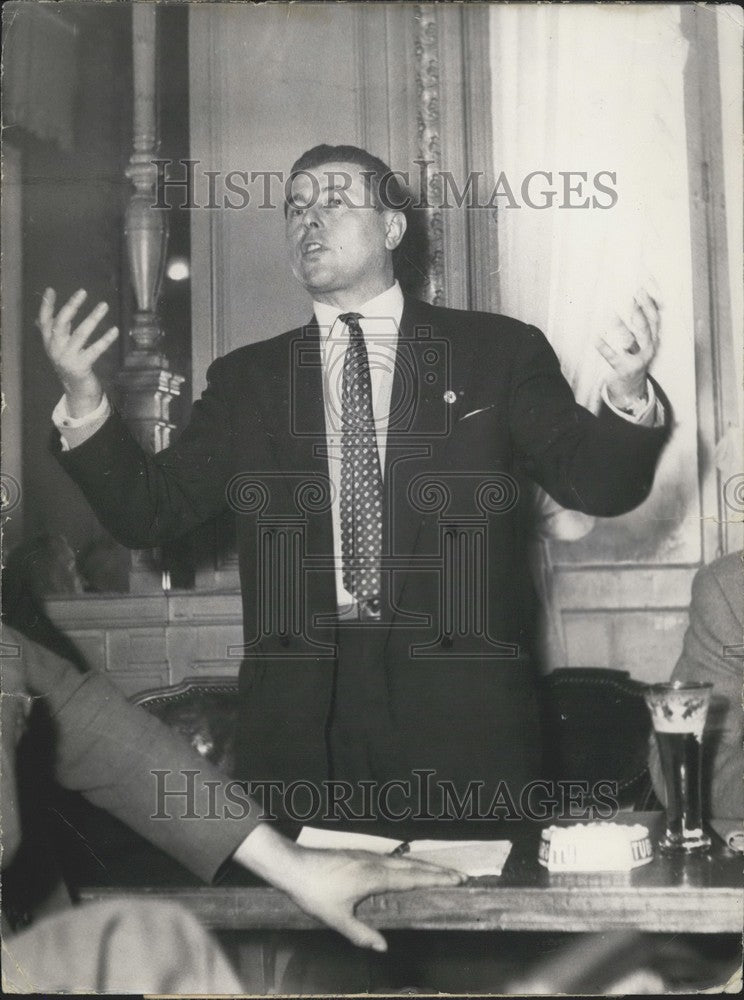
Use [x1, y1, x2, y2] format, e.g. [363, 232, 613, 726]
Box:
[38, 144, 671, 835]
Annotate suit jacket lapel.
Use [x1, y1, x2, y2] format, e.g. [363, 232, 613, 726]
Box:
[255, 318, 336, 627]
[384, 297, 475, 619]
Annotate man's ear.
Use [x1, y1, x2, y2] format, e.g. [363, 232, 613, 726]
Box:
[383, 210, 407, 251]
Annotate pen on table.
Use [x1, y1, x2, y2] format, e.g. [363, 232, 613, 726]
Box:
[390, 841, 410, 856]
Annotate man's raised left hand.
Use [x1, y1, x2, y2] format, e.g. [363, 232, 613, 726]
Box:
[598, 288, 661, 409]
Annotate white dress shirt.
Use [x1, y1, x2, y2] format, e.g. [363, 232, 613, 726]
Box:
[53, 280, 660, 612]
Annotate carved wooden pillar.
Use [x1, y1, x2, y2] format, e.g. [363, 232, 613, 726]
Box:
[117, 2, 184, 443]
[117, 3, 184, 591]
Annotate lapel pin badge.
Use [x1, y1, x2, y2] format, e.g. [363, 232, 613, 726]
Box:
[443, 390, 457, 404]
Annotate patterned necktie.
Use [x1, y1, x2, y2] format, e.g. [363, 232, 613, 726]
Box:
[339, 312, 383, 614]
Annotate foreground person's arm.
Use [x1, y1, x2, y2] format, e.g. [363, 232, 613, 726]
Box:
[11, 627, 263, 882]
[9, 628, 464, 948]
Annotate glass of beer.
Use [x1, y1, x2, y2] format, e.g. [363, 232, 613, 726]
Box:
[644, 681, 712, 853]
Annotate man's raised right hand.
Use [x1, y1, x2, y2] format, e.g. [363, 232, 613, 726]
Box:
[37, 288, 119, 418]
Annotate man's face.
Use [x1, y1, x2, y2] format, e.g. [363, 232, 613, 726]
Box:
[285, 161, 402, 307]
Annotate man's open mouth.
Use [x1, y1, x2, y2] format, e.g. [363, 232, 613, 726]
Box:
[302, 241, 326, 257]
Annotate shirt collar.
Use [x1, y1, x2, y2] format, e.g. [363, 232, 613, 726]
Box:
[313, 280, 404, 338]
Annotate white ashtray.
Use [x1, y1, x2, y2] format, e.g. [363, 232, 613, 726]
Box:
[538, 822, 654, 872]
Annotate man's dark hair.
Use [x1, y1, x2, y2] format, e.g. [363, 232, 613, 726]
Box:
[287, 143, 428, 296]
[287, 143, 411, 213]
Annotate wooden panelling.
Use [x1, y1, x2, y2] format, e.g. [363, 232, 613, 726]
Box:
[542, 565, 698, 680]
[107, 672, 170, 697]
[189, 2, 368, 386]
[45, 593, 243, 694]
[562, 611, 690, 683]
[553, 565, 698, 611]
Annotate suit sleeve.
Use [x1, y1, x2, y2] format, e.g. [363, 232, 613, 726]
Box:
[648, 558, 744, 818]
[53, 356, 236, 548]
[16, 632, 263, 883]
[508, 325, 671, 516]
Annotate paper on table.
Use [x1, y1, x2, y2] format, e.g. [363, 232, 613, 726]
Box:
[408, 840, 512, 877]
[296, 826, 402, 853]
[296, 827, 512, 876]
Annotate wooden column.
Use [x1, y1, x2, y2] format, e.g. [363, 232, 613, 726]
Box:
[117, 3, 183, 449]
[117, 3, 184, 592]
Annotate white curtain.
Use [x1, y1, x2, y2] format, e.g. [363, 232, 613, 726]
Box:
[491, 3, 692, 404]
[489, 4, 696, 661]
[490, 3, 695, 524]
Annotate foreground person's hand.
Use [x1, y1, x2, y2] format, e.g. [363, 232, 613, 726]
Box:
[233, 824, 465, 951]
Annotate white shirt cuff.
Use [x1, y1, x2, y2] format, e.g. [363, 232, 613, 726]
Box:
[53, 394, 111, 452]
[601, 380, 663, 428]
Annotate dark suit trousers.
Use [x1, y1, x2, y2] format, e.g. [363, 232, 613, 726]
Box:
[328, 623, 397, 792]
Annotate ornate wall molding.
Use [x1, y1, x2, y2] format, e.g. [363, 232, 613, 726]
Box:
[413, 4, 445, 306]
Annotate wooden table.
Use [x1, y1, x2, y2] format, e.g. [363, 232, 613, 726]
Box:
[79, 813, 742, 935]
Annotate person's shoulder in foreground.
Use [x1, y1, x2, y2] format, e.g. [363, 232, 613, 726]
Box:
[649, 550, 744, 818]
[679, 551, 744, 674]
[692, 550, 744, 621]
